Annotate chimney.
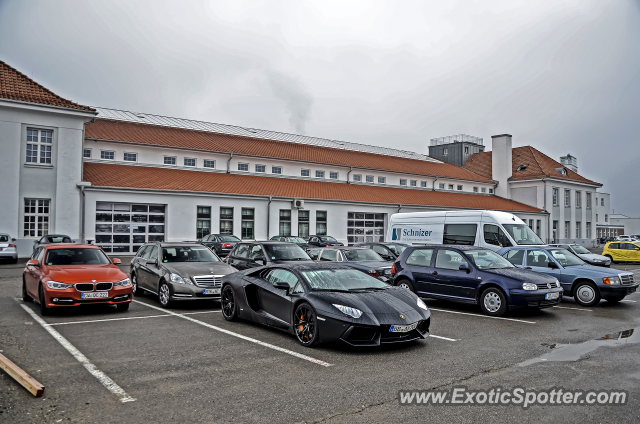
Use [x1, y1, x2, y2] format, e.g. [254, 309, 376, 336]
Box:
[491, 134, 512, 199]
[560, 154, 578, 173]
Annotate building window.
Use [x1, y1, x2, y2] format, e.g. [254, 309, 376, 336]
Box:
[241, 208, 254, 239]
[366, 175, 374, 183]
[536, 220, 541, 236]
[528, 219, 534, 229]
[378, 176, 386, 184]
[196, 206, 211, 239]
[164, 156, 176, 165]
[298, 210, 310, 238]
[552, 220, 558, 242]
[255, 164, 266, 173]
[586, 192, 591, 209]
[586, 222, 591, 239]
[347, 212, 385, 243]
[279, 210, 291, 236]
[443, 148, 448, 156]
[601, 198, 604, 206]
[204, 160, 215, 169]
[83, 148, 91, 159]
[101, 151, 115, 160]
[316, 211, 327, 235]
[329, 172, 338, 180]
[421, 181, 427, 188]
[26, 129, 53, 164]
[272, 166, 282, 174]
[457, 185, 463, 191]
[315, 170, 325, 178]
[400, 179, 407, 186]
[564, 221, 570, 238]
[605, 214, 608, 222]
[464, 146, 469, 154]
[184, 158, 196, 167]
[564, 190, 571, 207]
[596, 214, 598, 222]
[301, 169, 310, 177]
[410, 180, 417, 187]
[220, 207, 233, 235]
[473, 187, 478, 193]
[24, 199, 50, 237]
[353, 174, 362, 182]
[439, 183, 445, 189]
[481, 187, 486, 193]
[489, 188, 494, 194]
[448, 184, 454, 190]
[238, 163, 249, 172]
[576, 222, 581, 238]
[124, 153, 137, 162]
[552, 188, 559, 206]
[575, 191, 582, 208]
[94, 203, 166, 253]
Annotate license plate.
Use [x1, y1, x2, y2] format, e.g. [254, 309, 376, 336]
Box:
[81, 292, 109, 299]
[390, 322, 418, 333]
[546, 292, 560, 300]
[203, 288, 221, 295]
[384, 269, 392, 275]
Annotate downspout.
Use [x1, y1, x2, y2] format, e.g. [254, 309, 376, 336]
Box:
[347, 166, 353, 184]
[544, 183, 550, 243]
[226, 153, 233, 174]
[432, 177, 438, 191]
[78, 117, 95, 243]
[397, 204, 402, 213]
[267, 196, 272, 239]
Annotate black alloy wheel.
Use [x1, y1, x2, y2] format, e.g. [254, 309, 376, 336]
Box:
[294, 303, 319, 347]
[39, 284, 50, 316]
[131, 273, 144, 296]
[22, 278, 32, 302]
[221, 285, 238, 321]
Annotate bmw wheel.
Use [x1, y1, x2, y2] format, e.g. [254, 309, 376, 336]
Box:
[221, 285, 238, 321]
[573, 281, 601, 307]
[294, 303, 319, 347]
[39, 284, 50, 316]
[22, 278, 32, 302]
[131, 274, 144, 297]
[479, 288, 507, 317]
[395, 279, 415, 293]
[158, 281, 172, 308]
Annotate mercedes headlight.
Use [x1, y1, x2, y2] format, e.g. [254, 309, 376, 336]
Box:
[522, 282, 537, 291]
[47, 281, 73, 289]
[170, 273, 186, 284]
[417, 298, 428, 310]
[603, 276, 620, 285]
[114, 278, 131, 287]
[332, 304, 363, 318]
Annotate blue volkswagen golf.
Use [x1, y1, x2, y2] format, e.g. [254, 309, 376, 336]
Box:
[391, 245, 563, 316]
[498, 246, 638, 307]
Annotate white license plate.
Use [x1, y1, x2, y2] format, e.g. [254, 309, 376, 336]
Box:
[203, 288, 221, 295]
[384, 269, 392, 275]
[390, 322, 418, 333]
[81, 292, 109, 299]
[546, 292, 560, 300]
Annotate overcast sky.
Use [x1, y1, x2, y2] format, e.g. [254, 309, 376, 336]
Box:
[1, 0, 639, 214]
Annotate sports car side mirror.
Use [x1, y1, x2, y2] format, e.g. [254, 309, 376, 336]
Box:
[112, 258, 122, 265]
[27, 259, 39, 267]
[459, 264, 470, 273]
[273, 281, 290, 291]
[548, 262, 559, 269]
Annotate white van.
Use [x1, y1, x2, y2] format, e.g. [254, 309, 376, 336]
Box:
[386, 210, 545, 252]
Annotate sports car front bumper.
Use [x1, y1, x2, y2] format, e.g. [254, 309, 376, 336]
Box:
[317, 314, 430, 346]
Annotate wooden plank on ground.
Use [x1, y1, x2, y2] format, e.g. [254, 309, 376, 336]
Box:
[0, 352, 45, 397]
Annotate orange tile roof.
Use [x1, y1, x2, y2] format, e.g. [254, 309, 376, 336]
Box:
[0, 60, 95, 112]
[464, 146, 601, 186]
[83, 162, 542, 212]
[85, 119, 492, 182]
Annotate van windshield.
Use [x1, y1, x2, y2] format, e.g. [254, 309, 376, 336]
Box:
[502, 224, 544, 245]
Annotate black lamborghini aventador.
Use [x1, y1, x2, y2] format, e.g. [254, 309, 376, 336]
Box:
[220, 263, 431, 347]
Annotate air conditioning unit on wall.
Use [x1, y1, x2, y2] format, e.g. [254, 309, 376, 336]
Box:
[293, 199, 305, 209]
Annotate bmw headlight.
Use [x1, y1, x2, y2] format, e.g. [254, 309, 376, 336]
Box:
[603, 276, 620, 285]
[170, 273, 186, 284]
[47, 281, 73, 289]
[417, 298, 428, 311]
[522, 282, 537, 291]
[332, 304, 363, 319]
[114, 278, 131, 287]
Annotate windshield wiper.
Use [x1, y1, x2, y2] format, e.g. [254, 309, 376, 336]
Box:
[348, 287, 387, 292]
[311, 288, 352, 293]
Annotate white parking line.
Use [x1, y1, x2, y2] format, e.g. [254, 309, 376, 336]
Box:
[428, 308, 536, 324]
[47, 310, 220, 326]
[17, 302, 135, 403]
[621, 300, 637, 303]
[554, 306, 593, 311]
[133, 300, 333, 367]
[430, 335, 458, 341]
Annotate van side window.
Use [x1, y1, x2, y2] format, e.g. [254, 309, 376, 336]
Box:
[443, 224, 477, 245]
[483, 224, 512, 247]
[503, 249, 524, 266]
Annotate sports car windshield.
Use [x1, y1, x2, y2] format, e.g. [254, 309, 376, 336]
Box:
[264, 244, 311, 261]
[465, 250, 514, 270]
[45, 248, 111, 265]
[302, 269, 388, 291]
[502, 224, 544, 245]
[548, 249, 585, 267]
[571, 245, 591, 254]
[162, 246, 220, 262]
[343, 249, 384, 262]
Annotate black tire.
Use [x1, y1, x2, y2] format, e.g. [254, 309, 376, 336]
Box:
[221, 285, 238, 321]
[116, 303, 130, 311]
[294, 302, 319, 347]
[22, 278, 32, 302]
[479, 287, 508, 317]
[158, 281, 172, 308]
[605, 296, 625, 304]
[395, 278, 415, 293]
[604, 255, 615, 264]
[573, 281, 601, 307]
[12, 257, 18, 264]
[131, 273, 144, 296]
[39, 284, 50, 316]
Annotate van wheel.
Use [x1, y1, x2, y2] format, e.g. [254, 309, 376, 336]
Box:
[395, 279, 415, 293]
[479, 288, 507, 317]
[573, 281, 600, 307]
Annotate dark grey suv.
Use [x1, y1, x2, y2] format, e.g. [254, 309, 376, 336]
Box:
[225, 241, 313, 270]
[130, 242, 237, 308]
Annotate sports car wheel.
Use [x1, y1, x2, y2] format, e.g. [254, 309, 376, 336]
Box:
[294, 303, 319, 347]
[39, 284, 50, 316]
[158, 282, 172, 308]
[22, 278, 32, 302]
[221, 285, 238, 321]
[395, 279, 415, 293]
[573, 281, 600, 307]
[479, 288, 507, 317]
[131, 274, 144, 297]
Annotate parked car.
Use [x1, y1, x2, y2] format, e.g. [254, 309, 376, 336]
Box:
[23, 244, 132, 315]
[602, 241, 640, 264]
[307, 246, 394, 282]
[226, 241, 313, 271]
[616, 235, 634, 242]
[130, 242, 237, 308]
[352, 242, 410, 261]
[599, 236, 616, 244]
[498, 246, 638, 306]
[269, 236, 315, 251]
[200, 234, 241, 257]
[547, 244, 611, 267]
[391, 245, 563, 316]
[0, 233, 18, 264]
[220, 263, 431, 346]
[32, 234, 73, 253]
[306, 235, 344, 248]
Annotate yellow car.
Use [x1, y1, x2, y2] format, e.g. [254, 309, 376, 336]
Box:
[602, 241, 640, 263]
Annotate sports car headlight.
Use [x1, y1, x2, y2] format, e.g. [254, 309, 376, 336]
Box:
[417, 298, 428, 311]
[332, 304, 363, 319]
[522, 282, 537, 291]
[113, 278, 131, 287]
[170, 273, 187, 284]
[47, 281, 73, 289]
[603, 276, 620, 285]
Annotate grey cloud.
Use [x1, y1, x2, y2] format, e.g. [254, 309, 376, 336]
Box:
[263, 69, 313, 134]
